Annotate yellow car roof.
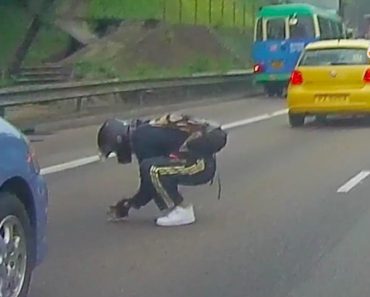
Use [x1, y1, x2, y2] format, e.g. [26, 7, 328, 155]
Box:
[305, 39, 370, 50]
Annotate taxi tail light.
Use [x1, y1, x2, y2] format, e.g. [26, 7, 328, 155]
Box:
[253, 64, 264, 73]
[363, 69, 370, 83]
[290, 70, 303, 85]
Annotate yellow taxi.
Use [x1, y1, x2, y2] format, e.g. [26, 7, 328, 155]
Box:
[287, 39, 370, 127]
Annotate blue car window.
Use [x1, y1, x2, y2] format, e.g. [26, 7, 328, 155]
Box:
[290, 16, 315, 39]
[266, 18, 286, 40]
[318, 17, 333, 39]
[255, 18, 263, 41]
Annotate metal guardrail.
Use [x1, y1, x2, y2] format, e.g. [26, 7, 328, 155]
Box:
[0, 70, 255, 121]
[0, 70, 253, 107]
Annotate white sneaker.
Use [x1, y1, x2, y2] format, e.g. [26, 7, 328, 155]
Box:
[156, 205, 196, 227]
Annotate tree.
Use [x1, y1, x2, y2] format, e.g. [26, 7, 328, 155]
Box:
[6, 0, 55, 76]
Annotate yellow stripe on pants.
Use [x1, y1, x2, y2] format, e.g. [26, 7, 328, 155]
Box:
[149, 159, 205, 208]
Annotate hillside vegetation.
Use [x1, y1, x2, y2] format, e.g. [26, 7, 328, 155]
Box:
[0, 3, 30, 69]
[0, 1, 70, 70]
[89, 0, 255, 28]
[66, 23, 252, 80]
[1, 0, 256, 84]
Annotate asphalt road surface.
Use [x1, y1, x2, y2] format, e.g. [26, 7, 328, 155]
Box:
[28, 96, 370, 297]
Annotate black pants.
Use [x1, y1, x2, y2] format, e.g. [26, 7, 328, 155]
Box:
[131, 156, 216, 210]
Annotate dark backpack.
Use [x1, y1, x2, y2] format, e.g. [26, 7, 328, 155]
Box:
[186, 126, 227, 156]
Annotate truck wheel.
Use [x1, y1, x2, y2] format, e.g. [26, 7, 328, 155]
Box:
[289, 113, 305, 127]
[0, 192, 33, 297]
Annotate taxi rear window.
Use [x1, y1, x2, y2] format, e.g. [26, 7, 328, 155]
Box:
[299, 48, 369, 66]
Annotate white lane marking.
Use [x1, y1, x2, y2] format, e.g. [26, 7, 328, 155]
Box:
[337, 170, 370, 193]
[222, 109, 288, 130]
[271, 109, 289, 117]
[222, 114, 270, 130]
[40, 155, 101, 175]
[40, 108, 288, 176]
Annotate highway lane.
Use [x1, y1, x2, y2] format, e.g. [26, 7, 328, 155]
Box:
[28, 96, 370, 297]
[30, 96, 285, 168]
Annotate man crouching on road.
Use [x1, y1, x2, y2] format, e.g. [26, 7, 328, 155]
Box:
[97, 113, 227, 227]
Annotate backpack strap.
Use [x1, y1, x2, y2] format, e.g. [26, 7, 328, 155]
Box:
[209, 155, 222, 200]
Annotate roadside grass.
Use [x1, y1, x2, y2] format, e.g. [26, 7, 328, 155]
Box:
[24, 24, 70, 66]
[74, 55, 240, 80]
[0, 0, 255, 87]
[0, 3, 30, 69]
[88, 0, 253, 28]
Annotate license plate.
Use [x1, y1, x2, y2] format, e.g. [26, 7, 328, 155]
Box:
[314, 94, 349, 104]
[272, 61, 283, 69]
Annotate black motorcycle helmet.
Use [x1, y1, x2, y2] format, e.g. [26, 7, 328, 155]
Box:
[97, 119, 132, 164]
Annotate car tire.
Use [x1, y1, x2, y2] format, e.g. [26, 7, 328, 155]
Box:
[0, 192, 33, 297]
[289, 113, 305, 127]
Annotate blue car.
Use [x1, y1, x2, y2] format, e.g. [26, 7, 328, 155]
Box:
[0, 117, 48, 297]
